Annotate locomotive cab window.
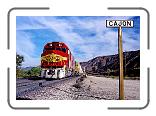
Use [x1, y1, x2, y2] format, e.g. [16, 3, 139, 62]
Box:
[62, 48, 66, 53]
[56, 48, 62, 51]
[56, 48, 66, 53]
[44, 47, 55, 51]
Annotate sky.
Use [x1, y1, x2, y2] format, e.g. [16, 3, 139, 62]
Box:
[16, 16, 140, 67]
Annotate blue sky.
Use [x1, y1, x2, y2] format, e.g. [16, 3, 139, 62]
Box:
[16, 16, 140, 67]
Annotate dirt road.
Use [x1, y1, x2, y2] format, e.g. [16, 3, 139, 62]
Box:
[81, 76, 140, 100]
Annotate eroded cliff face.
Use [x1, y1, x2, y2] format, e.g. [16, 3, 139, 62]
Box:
[80, 50, 140, 77]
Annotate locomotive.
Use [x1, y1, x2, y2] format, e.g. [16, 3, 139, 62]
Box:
[41, 42, 82, 79]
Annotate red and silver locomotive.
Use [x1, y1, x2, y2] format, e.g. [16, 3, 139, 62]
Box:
[41, 42, 76, 79]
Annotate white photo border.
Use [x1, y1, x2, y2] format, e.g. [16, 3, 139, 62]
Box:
[7, 7, 150, 110]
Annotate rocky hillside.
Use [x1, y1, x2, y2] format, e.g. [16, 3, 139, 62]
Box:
[80, 50, 140, 77]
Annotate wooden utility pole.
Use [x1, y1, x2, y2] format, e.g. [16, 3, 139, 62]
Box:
[106, 20, 133, 100]
[118, 26, 124, 100]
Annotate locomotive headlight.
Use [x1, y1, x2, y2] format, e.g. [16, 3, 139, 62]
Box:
[58, 43, 62, 46]
[49, 44, 52, 46]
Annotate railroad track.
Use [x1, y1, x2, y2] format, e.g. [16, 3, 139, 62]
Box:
[16, 76, 80, 98]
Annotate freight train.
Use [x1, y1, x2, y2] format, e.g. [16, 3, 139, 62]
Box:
[41, 42, 83, 79]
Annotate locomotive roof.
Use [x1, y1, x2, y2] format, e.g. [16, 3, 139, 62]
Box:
[44, 42, 69, 49]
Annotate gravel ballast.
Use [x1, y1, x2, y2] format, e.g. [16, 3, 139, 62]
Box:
[17, 76, 140, 100]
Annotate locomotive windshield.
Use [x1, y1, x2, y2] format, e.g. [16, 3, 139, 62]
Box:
[62, 48, 66, 53]
[43, 47, 66, 53]
[43, 47, 55, 52]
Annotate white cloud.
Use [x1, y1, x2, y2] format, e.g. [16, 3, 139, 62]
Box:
[16, 31, 39, 67]
[17, 31, 35, 54]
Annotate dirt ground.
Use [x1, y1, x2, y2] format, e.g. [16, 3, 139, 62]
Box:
[17, 76, 140, 100]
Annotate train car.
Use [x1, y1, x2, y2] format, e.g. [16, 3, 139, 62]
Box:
[41, 42, 75, 79]
[75, 61, 83, 75]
